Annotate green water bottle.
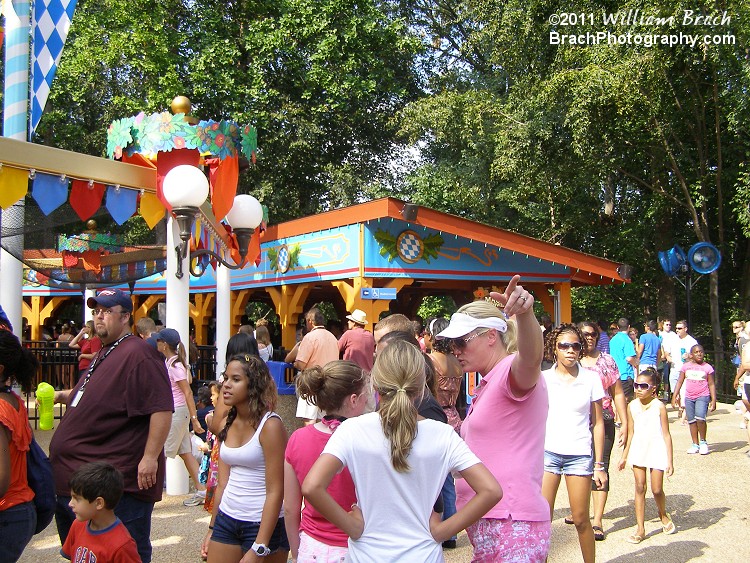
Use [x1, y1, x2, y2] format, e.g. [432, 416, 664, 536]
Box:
[36, 382, 55, 431]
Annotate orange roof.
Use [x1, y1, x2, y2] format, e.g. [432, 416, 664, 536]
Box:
[262, 197, 628, 285]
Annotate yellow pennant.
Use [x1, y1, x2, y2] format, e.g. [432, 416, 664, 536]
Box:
[139, 192, 166, 229]
[0, 166, 29, 209]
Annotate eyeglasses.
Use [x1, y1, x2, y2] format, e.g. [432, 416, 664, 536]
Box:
[91, 308, 127, 317]
[449, 329, 489, 352]
[557, 341, 582, 352]
[581, 331, 598, 338]
[633, 382, 653, 390]
[733, 324, 743, 329]
[675, 326, 686, 331]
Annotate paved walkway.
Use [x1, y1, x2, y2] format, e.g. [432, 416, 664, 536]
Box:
[21, 401, 750, 562]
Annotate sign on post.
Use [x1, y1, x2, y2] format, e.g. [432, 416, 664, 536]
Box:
[360, 287, 398, 300]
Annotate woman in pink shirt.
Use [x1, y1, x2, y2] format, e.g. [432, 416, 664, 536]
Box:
[436, 275, 549, 562]
[283, 360, 370, 562]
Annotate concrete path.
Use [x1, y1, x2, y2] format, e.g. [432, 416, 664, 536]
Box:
[21, 401, 750, 562]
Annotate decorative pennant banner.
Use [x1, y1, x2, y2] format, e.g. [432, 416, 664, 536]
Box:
[139, 192, 165, 229]
[31, 171, 69, 215]
[206, 155, 239, 222]
[106, 185, 138, 225]
[69, 179, 104, 221]
[30, 0, 79, 137]
[0, 166, 30, 209]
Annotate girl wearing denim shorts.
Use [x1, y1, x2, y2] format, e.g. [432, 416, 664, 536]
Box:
[541, 324, 606, 563]
[672, 345, 716, 455]
[202, 355, 289, 562]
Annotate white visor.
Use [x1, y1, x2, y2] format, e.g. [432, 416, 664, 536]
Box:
[436, 313, 507, 339]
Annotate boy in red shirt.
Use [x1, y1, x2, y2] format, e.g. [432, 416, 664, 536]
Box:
[61, 462, 140, 562]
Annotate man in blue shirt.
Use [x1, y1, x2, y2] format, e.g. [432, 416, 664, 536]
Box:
[637, 320, 662, 371]
[609, 317, 638, 400]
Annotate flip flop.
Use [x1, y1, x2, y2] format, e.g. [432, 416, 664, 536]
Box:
[626, 534, 644, 544]
[564, 517, 575, 525]
[663, 517, 676, 535]
[592, 526, 605, 541]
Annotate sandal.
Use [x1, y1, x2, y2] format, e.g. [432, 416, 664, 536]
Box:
[592, 525, 605, 541]
[662, 516, 676, 535]
[564, 516, 574, 525]
[626, 534, 644, 544]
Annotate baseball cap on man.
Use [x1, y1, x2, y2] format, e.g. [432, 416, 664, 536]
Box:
[86, 289, 133, 312]
[154, 328, 181, 348]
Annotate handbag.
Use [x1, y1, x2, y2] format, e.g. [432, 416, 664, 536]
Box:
[27, 435, 56, 534]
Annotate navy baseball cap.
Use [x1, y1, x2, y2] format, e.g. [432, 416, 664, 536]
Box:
[86, 289, 133, 312]
[154, 328, 181, 348]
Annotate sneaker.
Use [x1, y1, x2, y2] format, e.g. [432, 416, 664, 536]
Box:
[686, 443, 699, 454]
[183, 490, 206, 506]
[699, 441, 709, 455]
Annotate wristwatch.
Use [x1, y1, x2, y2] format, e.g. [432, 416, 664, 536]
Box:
[251, 542, 272, 556]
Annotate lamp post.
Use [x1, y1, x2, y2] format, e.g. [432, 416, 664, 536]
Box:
[162, 165, 264, 380]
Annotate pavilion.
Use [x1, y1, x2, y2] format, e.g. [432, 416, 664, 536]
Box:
[23, 197, 630, 348]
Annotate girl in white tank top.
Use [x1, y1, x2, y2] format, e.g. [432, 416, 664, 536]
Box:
[202, 355, 289, 562]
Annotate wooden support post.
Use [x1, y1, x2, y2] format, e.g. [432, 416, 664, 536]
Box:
[266, 284, 312, 349]
[554, 282, 572, 323]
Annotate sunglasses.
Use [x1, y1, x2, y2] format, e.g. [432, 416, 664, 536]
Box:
[733, 324, 743, 329]
[557, 341, 582, 352]
[634, 382, 653, 390]
[676, 326, 686, 330]
[449, 329, 489, 352]
[581, 331, 598, 338]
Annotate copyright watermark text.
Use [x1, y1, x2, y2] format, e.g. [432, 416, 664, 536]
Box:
[547, 8, 736, 48]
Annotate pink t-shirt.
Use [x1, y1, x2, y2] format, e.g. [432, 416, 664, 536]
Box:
[457, 353, 550, 522]
[680, 361, 714, 399]
[166, 356, 188, 407]
[297, 327, 339, 369]
[285, 425, 357, 547]
[591, 353, 620, 412]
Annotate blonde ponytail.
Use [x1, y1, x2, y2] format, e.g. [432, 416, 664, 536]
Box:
[372, 340, 425, 472]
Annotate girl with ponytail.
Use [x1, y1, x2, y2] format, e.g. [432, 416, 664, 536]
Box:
[203, 354, 289, 562]
[302, 341, 501, 562]
[284, 360, 370, 562]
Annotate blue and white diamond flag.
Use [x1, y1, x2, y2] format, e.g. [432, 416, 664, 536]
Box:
[30, 0, 78, 137]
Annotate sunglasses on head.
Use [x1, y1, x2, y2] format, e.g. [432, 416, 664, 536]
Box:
[634, 382, 653, 390]
[557, 341, 582, 352]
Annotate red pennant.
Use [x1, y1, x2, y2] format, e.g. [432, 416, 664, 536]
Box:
[156, 149, 201, 212]
[62, 252, 78, 268]
[70, 180, 105, 221]
[206, 155, 239, 222]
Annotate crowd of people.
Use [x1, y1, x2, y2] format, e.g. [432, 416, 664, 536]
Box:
[1, 289, 749, 563]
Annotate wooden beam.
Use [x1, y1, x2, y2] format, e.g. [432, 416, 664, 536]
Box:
[0, 137, 156, 191]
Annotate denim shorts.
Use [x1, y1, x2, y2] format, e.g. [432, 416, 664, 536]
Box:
[543, 451, 593, 476]
[211, 509, 289, 554]
[685, 395, 710, 423]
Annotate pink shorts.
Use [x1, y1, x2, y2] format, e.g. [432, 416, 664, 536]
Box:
[467, 518, 551, 563]
[297, 531, 347, 563]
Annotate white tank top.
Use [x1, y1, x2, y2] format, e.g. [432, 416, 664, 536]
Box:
[219, 411, 283, 521]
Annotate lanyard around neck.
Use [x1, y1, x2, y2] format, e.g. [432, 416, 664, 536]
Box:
[77, 333, 130, 394]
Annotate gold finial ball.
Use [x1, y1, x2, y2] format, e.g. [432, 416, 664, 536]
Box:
[170, 96, 192, 115]
[86, 220, 97, 231]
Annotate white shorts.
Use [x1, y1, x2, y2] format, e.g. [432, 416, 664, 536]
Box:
[165, 405, 192, 457]
[296, 397, 321, 420]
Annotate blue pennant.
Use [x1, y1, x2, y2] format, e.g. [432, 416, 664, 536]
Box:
[32, 172, 68, 215]
[106, 185, 138, 225]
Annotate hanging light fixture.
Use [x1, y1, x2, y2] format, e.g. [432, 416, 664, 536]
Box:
[162, 165, 263, 278]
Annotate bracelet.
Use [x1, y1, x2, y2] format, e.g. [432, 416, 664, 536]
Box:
[191, 415, 198, 420]
[594, 461, 605, 465]
[594, 468, 606, 472]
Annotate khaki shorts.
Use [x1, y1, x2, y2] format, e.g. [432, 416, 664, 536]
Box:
[165, 404, 192, 457]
